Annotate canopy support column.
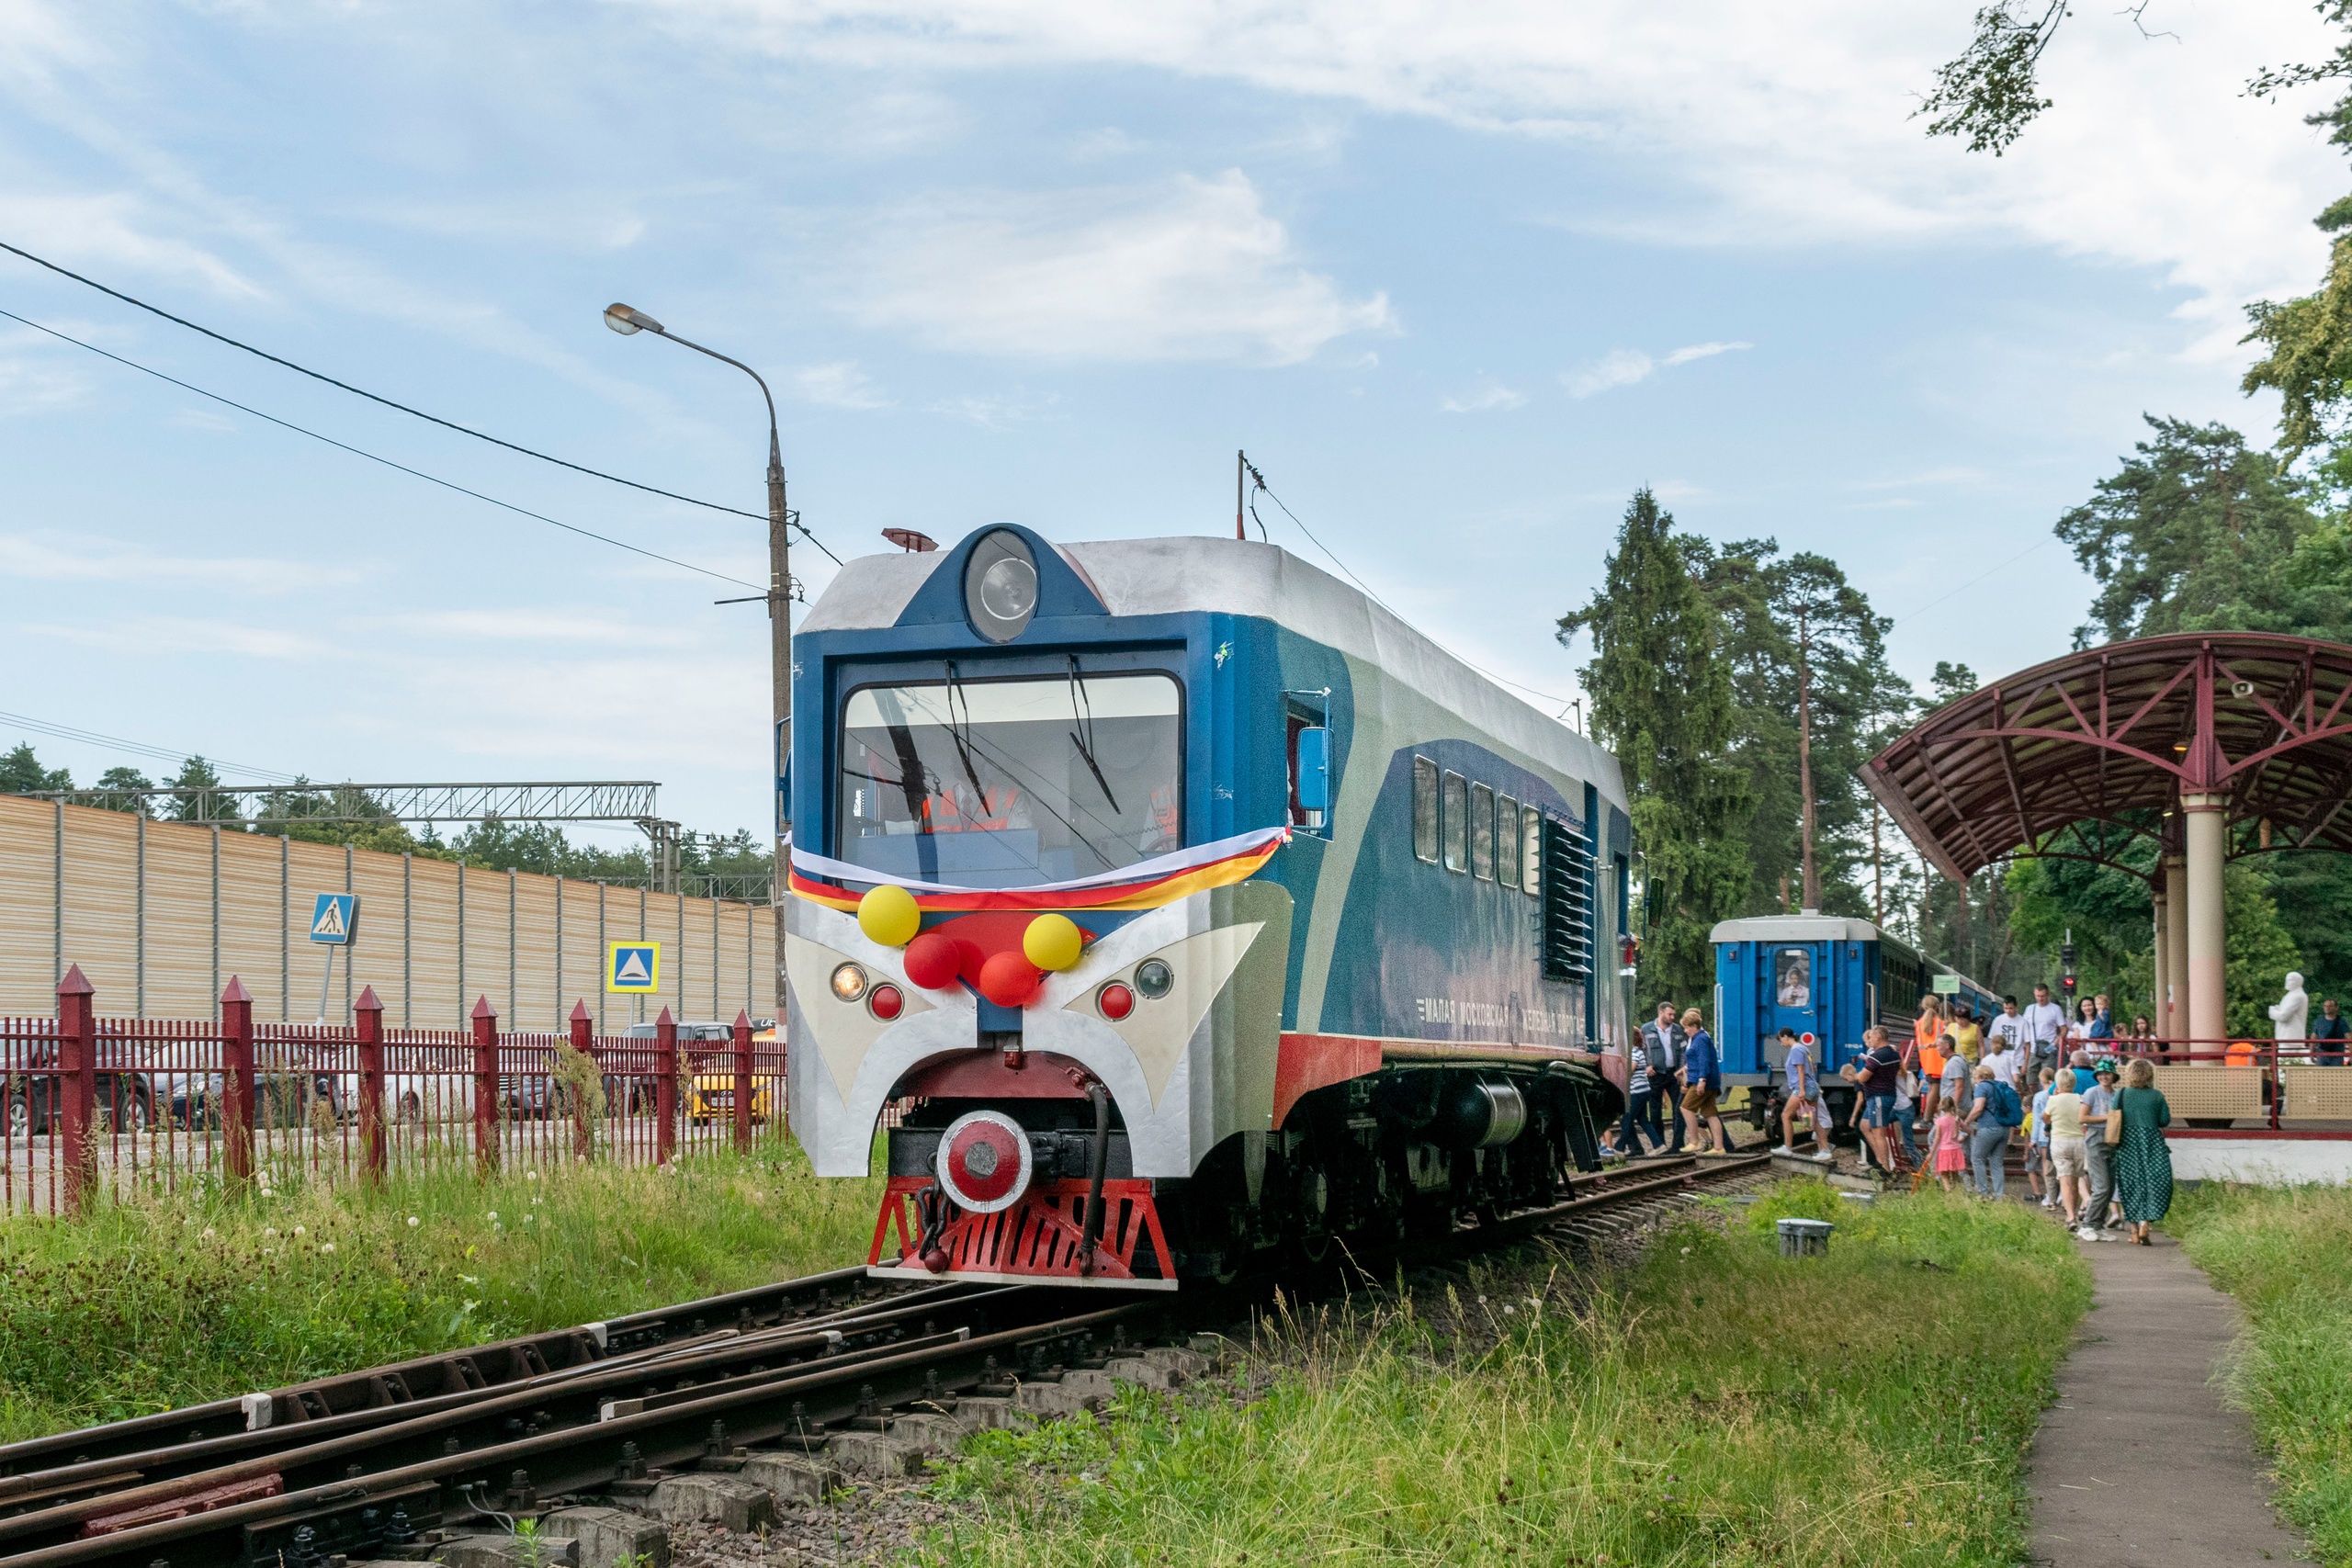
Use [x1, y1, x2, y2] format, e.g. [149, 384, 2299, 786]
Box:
[2164, 852, 2188, 1055]
[2151, 892, 2169, 1049]
[2183, 795, 2227, 1054]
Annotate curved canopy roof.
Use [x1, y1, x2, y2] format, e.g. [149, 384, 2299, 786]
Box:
[1860, 633, 2352, 883]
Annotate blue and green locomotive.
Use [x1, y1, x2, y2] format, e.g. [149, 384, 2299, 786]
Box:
[782, 525, 1633, 1287]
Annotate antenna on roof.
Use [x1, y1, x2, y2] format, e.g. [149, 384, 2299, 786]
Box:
[1235, 450, 1248, 540]
[882, 527, 937, 553]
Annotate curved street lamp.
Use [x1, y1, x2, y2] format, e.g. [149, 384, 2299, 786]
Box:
[604, 302, 793, 1028]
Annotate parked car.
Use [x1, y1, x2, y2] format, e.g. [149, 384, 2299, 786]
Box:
[612, 1021, 739, 1114]
[0, 1035, 157, 1136]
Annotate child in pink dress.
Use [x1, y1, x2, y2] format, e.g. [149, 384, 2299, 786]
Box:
[1931, 1107, 1967, 1190]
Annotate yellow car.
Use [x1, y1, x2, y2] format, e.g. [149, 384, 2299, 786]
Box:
[684, 1043, 780, 1125]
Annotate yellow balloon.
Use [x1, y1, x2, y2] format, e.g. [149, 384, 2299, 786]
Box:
[857, 885, 922, 948]
[1023, 912, 1085, 971]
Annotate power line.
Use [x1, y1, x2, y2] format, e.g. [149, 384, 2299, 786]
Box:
[1, 308, 767, 592]
[1244, 467, 1582, 713]
[0, 237, 838, 561]
[0, 706, 299, 784]
[1888, 538, 2053, 628]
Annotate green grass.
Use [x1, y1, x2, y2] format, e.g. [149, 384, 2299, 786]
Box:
[910, 1184, 2091, 1568]
[0, 1136, 883, 1443]
[2171, 1183, 2352, 1563]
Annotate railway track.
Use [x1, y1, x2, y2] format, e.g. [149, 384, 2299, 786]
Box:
[0, 1153, 1776, 1568]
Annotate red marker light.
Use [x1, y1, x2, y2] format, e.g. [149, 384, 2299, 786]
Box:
[868, 984, 904, 1021]
[1800, 1032, 1816, 1046]
[1098, 982, 1135, 1021]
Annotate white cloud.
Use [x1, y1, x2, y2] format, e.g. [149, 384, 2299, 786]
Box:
[28, 615, 334, 660]
[796, 361, 892, 409]
[1440, 381, 1527, 413]
[349, 610, 702, 648]
[1564, 348, 1657, 399]
[842, 170, 1395, 363]
[1662, 340, 1750, 367]
[1565, 340, 1749, 397]
[931, 389, 1061, 429]
[0, 532, 363, 593]
[645, 1, 2342, 353]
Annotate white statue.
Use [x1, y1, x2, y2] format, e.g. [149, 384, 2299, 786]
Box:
[2270, 972, 2309, 1042]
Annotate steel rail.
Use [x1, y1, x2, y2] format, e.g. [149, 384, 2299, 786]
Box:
[0, 1267, 927, 1483]
[0, 1286, 1011, 1523]
[2, 1302, 1151, 1568]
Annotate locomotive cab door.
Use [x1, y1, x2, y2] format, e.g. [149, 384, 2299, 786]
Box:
[1761, 943, 1832, 1077]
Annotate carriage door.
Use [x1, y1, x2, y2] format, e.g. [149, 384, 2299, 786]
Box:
[1763, 943, 1829, 1073]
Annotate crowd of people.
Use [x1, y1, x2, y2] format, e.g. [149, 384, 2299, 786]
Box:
[1603, 987, 2183, 1241]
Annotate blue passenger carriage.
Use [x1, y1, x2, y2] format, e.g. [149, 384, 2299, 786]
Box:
[784, 525, 1633, 1287]
[1710, 914, 2000, 1128]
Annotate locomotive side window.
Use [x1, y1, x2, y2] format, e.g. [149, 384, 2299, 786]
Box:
[1521, 804, 1542, 897]
[1470, 782, 1496, 879]
[1442, 771, 1468, 872]
[1412, 757, 1439, 863]
[1497, 795, 1521, 888]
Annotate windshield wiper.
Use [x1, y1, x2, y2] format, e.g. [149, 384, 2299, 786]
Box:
[1067, 655, 1122, 814]
[942, 660, 989, 801]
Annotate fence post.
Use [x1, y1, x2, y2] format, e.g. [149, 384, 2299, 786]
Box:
[655, 1006, 678, 1167]
[568, 1000, 595, 1165]
[220, 976, 256, 1187]
[731, 1009, 752, 1154]
[471, 996, 500, 1179]
[356, 986, 387, 1185]
[56, 964, 96, 1215]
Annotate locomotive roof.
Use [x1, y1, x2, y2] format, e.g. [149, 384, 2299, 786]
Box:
[804, 534, 1625, 810]
[1709, 915, 1884, 944]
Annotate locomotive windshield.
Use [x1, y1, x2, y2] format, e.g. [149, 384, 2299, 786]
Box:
[837, 670, 1182, 887]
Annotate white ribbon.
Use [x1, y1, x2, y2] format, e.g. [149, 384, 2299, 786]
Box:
[788, 824, 1290, 897]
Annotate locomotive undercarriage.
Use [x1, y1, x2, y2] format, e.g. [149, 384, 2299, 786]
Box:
[873, 1053, 1614, 1286]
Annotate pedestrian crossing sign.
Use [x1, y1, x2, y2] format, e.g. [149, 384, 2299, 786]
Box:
[309, 893, 356, 945]
[607, 942, 661, 993]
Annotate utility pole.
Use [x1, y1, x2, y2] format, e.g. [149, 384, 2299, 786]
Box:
[605, 302, 792, 1029]
[1795, 604, 1819, 909]
[1236, 449, 1248, 541]
[1871, 800, 1884, 926]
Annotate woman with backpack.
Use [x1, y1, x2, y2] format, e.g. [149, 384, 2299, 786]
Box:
[1962, 1062, 2022, 1197]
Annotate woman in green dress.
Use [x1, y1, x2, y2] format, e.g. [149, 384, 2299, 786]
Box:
[2112, 1056, 2174, 1244]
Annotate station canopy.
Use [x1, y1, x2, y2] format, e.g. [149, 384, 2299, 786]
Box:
[1859, 633, 2352, 884]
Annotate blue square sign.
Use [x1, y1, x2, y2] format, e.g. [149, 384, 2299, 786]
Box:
[309, 893, 356, 945]
[607, 942, 661, 994]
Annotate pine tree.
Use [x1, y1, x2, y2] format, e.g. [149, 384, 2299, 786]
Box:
[1558, 489, 1753, 1008]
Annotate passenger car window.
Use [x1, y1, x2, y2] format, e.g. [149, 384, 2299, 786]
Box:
[1498, 795, 1520, 888]
[1442, 771, 1468, 872]
[1521, 804, 1542, 897]
[1412, 757, 1438, 863]
[1470, 783, 1495, 880]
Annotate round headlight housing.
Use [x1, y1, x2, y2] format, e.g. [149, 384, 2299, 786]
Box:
[830, 962, 869, 1003]
[964, 529, 1039, 642]
[1134, 958, 1174, 999]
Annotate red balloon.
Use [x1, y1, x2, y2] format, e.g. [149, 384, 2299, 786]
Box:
[902, 931, 963, 990]
[978, 950, 1042, 1009]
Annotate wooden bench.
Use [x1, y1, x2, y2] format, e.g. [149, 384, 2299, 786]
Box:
[2279, 1066, 2352, 1121]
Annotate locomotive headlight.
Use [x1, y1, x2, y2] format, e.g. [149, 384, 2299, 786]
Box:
[964, 529, 1039, 642]
[830, 962, 869, 1003]
[1133, 958, 1174, 999]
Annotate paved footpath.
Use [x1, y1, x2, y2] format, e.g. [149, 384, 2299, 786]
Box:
[2026, 1229, 2307, 1565]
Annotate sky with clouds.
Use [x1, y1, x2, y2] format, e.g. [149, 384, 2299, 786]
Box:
[0, 0, 2346, 844]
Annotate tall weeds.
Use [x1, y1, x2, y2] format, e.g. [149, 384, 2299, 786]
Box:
[0, 1136, 881, 1441]
[923, 1184, 2087, 1568]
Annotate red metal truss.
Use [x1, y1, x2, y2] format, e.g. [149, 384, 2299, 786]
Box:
[868, 1175, 1176, 1285]
[1860, 634, 2352, 882]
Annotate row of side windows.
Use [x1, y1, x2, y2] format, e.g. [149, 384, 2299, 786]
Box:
[1409, 755, 1541, 897]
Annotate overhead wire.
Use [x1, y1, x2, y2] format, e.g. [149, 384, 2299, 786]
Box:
[0, 707, 298, 784]
[1244, 466, 1585, 714]
[1, 308, 767, 592]
[0, 237, 839, 561]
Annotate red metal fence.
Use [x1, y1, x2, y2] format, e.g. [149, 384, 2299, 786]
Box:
[0, 965, 787, 1216]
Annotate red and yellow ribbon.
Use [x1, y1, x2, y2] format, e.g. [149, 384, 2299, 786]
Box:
[787, 826, 1291, 914]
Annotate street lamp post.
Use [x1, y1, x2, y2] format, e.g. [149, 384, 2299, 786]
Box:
[604, 303, 793, 1034]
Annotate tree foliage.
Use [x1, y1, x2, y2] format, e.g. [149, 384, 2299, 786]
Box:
[2055, 417, 2332, 648]
[1917, 2, 2067, 156]
[1559, 490, 1752, 1009]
